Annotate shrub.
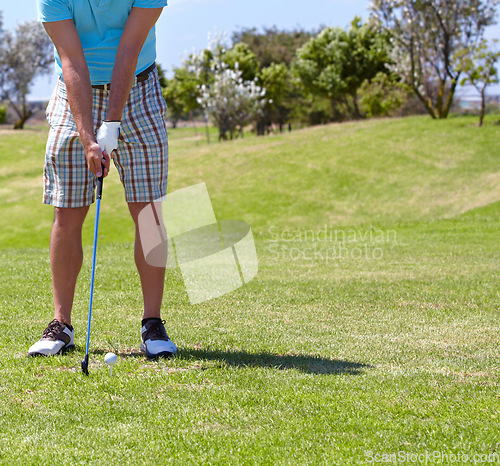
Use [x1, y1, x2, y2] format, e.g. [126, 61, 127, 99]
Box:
[0, 105, 7, 124]
[359, 73, 408, 118]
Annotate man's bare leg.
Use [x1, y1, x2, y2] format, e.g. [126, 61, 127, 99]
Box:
[128, 202, 166, 319]
[50, 206, 89, 325]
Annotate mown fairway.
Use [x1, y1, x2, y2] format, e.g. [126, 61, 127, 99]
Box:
[0, 116, 499, 464]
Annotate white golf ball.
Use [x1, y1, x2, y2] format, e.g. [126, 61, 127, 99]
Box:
[104, 352, 117, 365]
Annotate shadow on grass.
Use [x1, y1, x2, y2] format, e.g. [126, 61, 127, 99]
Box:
[103, 348, 371, 375]
[178, 349, 371, 375]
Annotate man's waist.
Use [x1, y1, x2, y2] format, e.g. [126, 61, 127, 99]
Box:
[91, 62, 156, 91]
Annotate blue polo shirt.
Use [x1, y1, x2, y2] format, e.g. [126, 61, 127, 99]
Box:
[37, 0, 167, 85]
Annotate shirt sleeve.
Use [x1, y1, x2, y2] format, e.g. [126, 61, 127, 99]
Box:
[132, 0, 168, 7]
[37, 0, 72, 22]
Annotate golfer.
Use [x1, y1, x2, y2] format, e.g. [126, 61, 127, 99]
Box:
[28, 0, 176, 359]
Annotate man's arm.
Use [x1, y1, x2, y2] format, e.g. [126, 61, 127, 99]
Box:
[106, 7, 164, 121]
[42, 20, 109, 178]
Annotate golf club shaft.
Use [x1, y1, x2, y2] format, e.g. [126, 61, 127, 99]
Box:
[83, 175, 104, 364]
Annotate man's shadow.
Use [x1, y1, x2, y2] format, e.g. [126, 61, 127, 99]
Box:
[117, 348, 372, 375]
[180, 349, 371, 375]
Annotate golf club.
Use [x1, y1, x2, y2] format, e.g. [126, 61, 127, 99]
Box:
[81, 174, 104, 376]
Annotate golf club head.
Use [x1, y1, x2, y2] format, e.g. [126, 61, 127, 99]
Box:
[81, 355, 89, 376]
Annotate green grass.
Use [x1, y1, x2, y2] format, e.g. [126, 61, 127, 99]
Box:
[0, 116, 499, 464]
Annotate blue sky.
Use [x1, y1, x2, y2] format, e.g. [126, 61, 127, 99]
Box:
[1, 0, 498, 100]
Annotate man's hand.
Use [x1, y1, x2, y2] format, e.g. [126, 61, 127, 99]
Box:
[85, 141, 110, 178]
[96, 121, 121, 156]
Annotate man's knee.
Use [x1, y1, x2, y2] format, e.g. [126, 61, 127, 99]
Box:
[53, 206, 89, 231]
[130, 202, 168, 267]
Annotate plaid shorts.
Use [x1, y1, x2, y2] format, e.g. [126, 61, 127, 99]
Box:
[43, 68, 168, 207]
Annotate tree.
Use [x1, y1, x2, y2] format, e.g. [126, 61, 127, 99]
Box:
[1, 21, 52, 128]
[162, 81, 184, 128]
[0, 19, 53, 128]
[455, 39, 500, 126]
[233, 26, 324, 129]
[257, 62, 291, 134]
[162, 67, 200, 128]
[0, 13, 7, 116]
[293, 19, 391, 120]
[156, 63, 168, 88]
[222, 42, 259, 82]
[370, 0, 499, 119]
[187, 31, 267, 140]
[197, 62, 266, 141]
[358, 72, 409, 117]
[232, 26, 316, 69]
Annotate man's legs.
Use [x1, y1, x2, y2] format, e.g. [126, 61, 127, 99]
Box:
[50, 206, 90, 325]
[128, 202, 176, 358]
[28, 206, 88, 356]
[128, 202, 166, 319]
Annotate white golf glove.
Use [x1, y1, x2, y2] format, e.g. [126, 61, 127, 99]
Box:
[96, 121, 121, 154]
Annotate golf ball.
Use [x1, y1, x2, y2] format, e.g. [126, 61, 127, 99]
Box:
[104, 352, 117, 365]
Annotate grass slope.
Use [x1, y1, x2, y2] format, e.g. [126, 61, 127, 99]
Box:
[0, 116, 499, 464]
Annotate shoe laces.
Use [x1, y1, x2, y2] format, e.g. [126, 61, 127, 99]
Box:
[42, 320, 65, 339]
[146, 319, 169, 340]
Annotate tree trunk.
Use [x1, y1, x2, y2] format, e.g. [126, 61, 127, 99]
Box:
[9, 94, 34, 129]
[436, 78, 446, 118]
[408, 39, 436, 119]
[204, 114, 211, 143]
[8, 98, 29, 129]
[479, 87, 486, 127]
[257, 120, 265, 136]
[14, 116, 29, 129]
[441, 77, 459, 119]
[412, 86, 437, 119]
[351, 94, 361, 119]
[330, 99, 341, 121]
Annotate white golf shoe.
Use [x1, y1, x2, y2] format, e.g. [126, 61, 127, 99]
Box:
[140, 318, 177, 359]
[28, 320, 75, 356]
